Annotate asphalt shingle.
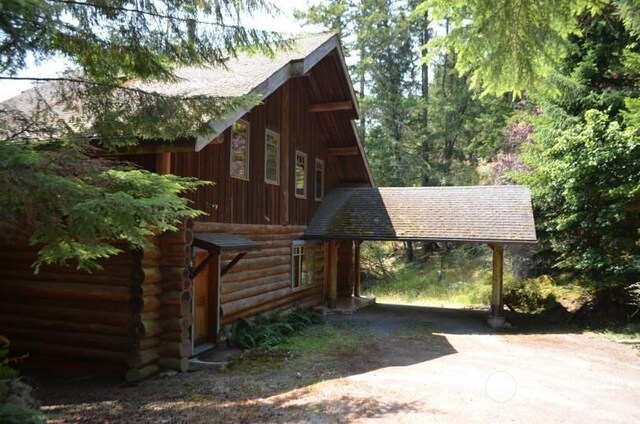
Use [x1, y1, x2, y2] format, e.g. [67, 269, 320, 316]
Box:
[305, 186, 537, 244]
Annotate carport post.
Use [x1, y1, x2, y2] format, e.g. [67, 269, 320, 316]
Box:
[325, 240, 338, 309]
[354, 241, 362, 297]
[489, 243, 505, 328]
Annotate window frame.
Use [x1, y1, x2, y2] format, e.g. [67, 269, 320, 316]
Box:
[294, 150, 308, 199]
[291, 240, 316, 291]
[264, 129, 280, 186]
[315, 159, 324, 201]
[229, 119, 250, 181]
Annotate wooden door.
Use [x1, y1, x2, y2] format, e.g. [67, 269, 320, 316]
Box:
[192, 251, 219, 348]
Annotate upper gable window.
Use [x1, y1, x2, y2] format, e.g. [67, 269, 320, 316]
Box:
[265, 130, 280, 185]
[295, 151, 307, 199]
[315, 159, 324, 201]
[230, 120, 250, 180]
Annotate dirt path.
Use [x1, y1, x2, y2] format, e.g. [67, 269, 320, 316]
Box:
[34, 304, 640, 423]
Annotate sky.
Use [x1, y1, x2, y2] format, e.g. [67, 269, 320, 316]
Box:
[0, 0, 318, 102]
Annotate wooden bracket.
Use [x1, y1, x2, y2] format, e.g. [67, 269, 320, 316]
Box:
[309, 101, 351, 113]
[221, 252, 247, 277]
[328, 146, 359, 156]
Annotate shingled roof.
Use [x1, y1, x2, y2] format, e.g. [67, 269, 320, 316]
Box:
[0, 33, 357, 150]
[305, 186, 537, 244]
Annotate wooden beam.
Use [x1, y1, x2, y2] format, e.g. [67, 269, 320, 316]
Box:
[309, 101, 352, 113]
[221, 252, 247, 277]
[325, 241, 338, 309]
[489, 243, 505, 324]
[211, 254, 221, 342]
[192, 252, 215, 279]
[156, 153, 171, 175]
[354, 241, 362, 297]
[280, 82, 290, 225]
[328, 146, 359, 156]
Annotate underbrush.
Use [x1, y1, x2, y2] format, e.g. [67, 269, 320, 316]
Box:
[363, 245, 505, 307]
[362, 244, 594, 320]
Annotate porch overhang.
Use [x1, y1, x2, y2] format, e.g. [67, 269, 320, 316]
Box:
[191, 232, 261, 279]
[305, 186, 537, 327]
[304, 186, 537, 244]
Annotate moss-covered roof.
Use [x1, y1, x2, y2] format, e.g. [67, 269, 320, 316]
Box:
[305, 186, 537, 244]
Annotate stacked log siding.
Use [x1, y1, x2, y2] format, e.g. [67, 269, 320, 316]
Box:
[193, 222, 324, 328]
[0, 223, 193, 381]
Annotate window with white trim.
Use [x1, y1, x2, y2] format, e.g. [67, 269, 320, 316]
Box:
[295, 150, 307, 199]
[315, 159, 324, 201]
[292, 241, 315, 290]
[230, 120, 249, 180]
[264, 130, 280, 185]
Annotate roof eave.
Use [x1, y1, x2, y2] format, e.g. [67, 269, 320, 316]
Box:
[196, 34, 350, 152]
[302, 234, 538, 245]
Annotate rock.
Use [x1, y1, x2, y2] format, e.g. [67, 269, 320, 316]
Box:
[158, 370, 178, 378]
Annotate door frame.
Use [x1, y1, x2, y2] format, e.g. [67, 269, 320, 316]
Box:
[191, 250, 221, 355]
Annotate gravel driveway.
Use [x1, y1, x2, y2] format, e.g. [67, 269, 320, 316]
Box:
[36, 304, 640, 423]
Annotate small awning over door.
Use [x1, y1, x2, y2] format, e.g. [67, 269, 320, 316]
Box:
[191, 233, 261, 278]
[193, 233, 261, 253]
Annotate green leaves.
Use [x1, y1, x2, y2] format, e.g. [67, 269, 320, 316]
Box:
[0, 143, 209, 270]
[518, 109, 640, 284]
[418, 0, 607, 97]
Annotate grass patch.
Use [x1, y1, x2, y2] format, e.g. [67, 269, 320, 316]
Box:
[231, 323, 370, 372]
[283, 323, 368, 355]
[598, 324, 640, 342]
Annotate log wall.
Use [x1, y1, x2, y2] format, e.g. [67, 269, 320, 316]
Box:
[193, 222, 324, 331]
[0, 220, 194, 381]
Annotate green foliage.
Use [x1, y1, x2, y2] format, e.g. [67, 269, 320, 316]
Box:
[0, 0, 281, 82]
[0, 404, 46, 424]
[364, 247, 507, 307]
[0, 337, 45, 424]
[228, 309, 325, 351]
[0, 143, 208, 270]
[418, 0, 606, 96]
[519, 109, 640, 284]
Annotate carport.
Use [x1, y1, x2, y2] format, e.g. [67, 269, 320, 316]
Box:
[304, 186, 537, 327]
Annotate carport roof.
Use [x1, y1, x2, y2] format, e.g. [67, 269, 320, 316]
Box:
[304, 186, 537, 244]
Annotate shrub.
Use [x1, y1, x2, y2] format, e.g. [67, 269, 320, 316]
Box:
[0, 336, 46, 424]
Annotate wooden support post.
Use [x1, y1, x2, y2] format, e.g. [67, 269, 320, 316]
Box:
[488, 243, 505, 328]
[156, 152, 172, 175]
[354, 241, 362, 297]
[280, 82, 290, 225]
[192, 252, 216, 279]
[326, 241, 338, 309]
[211, 254, 221, 342]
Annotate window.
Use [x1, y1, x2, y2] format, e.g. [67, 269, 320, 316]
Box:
[295, 151, 307, 198]
[292, 241, 315, 290]
[315, 159, 324, 201]
[230, 120, 249, 179]
[264, 130, 280, 185]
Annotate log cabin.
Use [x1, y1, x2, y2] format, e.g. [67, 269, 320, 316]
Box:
[0, 33, 538, 381]
[0, 33, 375, 380]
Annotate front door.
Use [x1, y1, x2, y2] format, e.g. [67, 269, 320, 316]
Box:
[192, 251, 219, 350]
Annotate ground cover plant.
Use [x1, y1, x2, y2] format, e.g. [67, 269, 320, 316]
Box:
[228, 308, 325, 351]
